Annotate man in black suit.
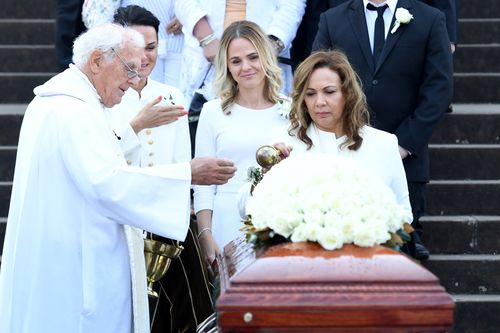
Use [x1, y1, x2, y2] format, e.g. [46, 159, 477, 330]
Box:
[328, 0, 457, 47]
[312, 0, 453, 260]
[55, 0, 86, 70]
[291, 0, 330, 68]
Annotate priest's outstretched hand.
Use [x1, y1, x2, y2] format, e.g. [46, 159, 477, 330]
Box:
[191, 157, 236, 185]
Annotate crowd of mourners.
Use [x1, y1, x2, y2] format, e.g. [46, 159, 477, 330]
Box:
[0, 1, 458, 332]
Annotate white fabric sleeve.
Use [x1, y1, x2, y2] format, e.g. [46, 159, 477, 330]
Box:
[170, 90, 192, 163]
[57, 104, 192, 241]
[114, 122, 142, 162]
[237, 182, 253, 220]
[388, 134, 414, 224]
[266, 0, 307, 49]
[192, 102, 217, 213]
[174, 0, 208, 37]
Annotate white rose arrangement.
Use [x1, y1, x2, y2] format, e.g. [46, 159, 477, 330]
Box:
[245, 153, 410, 251]
[391, 8, 414, 34]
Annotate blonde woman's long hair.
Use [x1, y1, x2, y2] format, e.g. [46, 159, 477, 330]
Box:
[213, 20, 282, 115]
[289, 50, 369, 151]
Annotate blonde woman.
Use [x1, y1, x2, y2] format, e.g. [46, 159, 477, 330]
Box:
[194, 21, 288, 264]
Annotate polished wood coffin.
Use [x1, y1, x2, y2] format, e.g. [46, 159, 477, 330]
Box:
[216, 238, 454, 333]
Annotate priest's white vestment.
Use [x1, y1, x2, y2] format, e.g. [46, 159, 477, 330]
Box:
[0, 65, 191, 333]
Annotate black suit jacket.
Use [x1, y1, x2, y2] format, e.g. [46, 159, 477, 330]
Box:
[291, 0, 330, 64]
[422, 0, 457, 42]
[312, 0, 453, 182]
[328, 0, 457, 42]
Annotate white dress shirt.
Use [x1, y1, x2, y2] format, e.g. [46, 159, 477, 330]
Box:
[363, 0, 398, 52]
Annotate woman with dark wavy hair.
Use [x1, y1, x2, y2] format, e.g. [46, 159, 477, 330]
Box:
[239, 50, 413, 227]
[288, 50, 369, 151]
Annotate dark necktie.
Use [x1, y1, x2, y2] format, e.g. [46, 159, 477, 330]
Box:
[367, 3, 388, 66]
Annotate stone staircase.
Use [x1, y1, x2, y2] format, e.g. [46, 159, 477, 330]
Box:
[0, 0, 53, 250]
[1, 1, 499, 332]
[421, 1, 500, 332]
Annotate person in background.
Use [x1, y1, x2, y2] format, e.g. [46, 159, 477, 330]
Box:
[120, 0, 185, 87]
[108, 5, 189, 170]
[194, 20, 289, 266]
[174, 0, 306, 105]
[312, 0, 454, 260]
[238, 51, 413, 230]
[0, 23, 235, 333]
[55, 0, 86, 70]
[326, 0, 457, 51]
[290, 0, 330, 69]
[175, 0, 305, 156]
[109, 5, 214, 332]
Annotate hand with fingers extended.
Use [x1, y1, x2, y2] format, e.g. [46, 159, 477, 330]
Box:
[130, 95, 188, 134]
[190, 157, 236, 185]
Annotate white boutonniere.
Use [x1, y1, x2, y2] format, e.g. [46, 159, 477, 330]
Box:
[277, 97, 292, 120]
[391, 8, 414, 34]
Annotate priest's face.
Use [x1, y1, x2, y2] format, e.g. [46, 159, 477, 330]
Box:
[94, 45, 142, 107]
[304, 67, 346, 135]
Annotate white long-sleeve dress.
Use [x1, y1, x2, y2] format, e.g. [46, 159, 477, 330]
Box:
[194, 99, 287, 248]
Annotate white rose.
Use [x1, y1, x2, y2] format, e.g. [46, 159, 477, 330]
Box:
[395, 8, 414, 24]
[317, 227, 344, 250]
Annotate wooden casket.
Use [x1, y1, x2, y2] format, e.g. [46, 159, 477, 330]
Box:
[216, 238, 454, 333]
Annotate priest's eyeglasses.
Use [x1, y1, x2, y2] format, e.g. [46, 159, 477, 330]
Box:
[110, 47, 141, 80]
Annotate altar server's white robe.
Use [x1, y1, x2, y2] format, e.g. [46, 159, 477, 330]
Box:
[0, 65, 191, 333]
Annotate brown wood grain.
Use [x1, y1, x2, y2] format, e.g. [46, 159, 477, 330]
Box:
[216, 240, 454, 333]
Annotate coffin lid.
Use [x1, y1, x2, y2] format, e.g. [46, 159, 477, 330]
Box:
[215, 239, 454, 331]
[221, 238, 437, 285]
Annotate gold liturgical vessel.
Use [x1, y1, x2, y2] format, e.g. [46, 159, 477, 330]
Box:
[255, 145, 282, 169]
[144, 236, 183, 298]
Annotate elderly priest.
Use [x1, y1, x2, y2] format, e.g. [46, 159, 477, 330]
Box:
[0, 23, 235, 333]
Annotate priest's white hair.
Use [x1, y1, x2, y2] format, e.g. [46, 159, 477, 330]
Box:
[72, 23, 145, 68]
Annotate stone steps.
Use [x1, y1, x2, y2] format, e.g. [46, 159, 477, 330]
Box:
[429, 144, 500, 180]
[0, 147, 16, 182]
[424, 254, 500, 294]
[430, 105, 500, 144]
[421, 215, 500, 255]
[0, 19, 55, 45]
[0, 182, 11, 222]
[0, 45, 58, 72]
[461, 0, 500, 19]
[454, 74, 500, 103]
[454, 1, 500, 106]
[1, 74, 55, 104]
[454, 45, 500, 73]
[452, 295, 500, 333]
[427, 180, 500, 216]
[459, 18, 500, 44]
[1, 0, 55, 19]
[0, 219, 5, 257]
